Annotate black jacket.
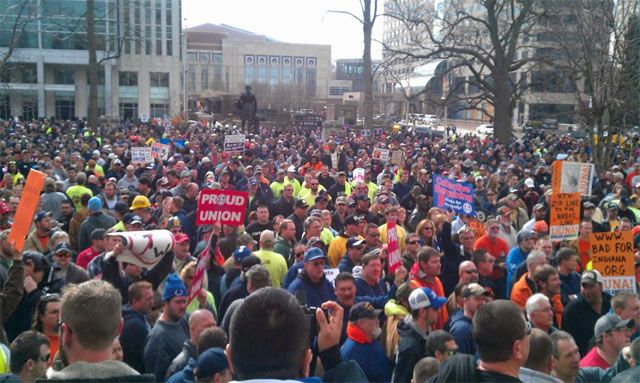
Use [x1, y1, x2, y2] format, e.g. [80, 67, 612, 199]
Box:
[562, 292, 612, 357]
[271, 197, 295, 221]
[392, 318, 428, 383]
[165, 340, 196, 380]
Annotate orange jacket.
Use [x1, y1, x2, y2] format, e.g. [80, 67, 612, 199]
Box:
[409, 276, 449, 330]
[511, 273, 564, 327]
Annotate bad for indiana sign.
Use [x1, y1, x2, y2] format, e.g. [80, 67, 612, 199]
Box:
[197, 189, 248, 226]
[590, 231, 636, 295]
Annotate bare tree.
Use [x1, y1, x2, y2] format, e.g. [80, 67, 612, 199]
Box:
[329, 0, 380, 129]
[545, 0, 640, 171]
[384, 0, 543, 144]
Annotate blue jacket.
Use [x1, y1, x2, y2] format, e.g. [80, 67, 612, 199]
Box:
[447, 310, 475, 355]
[337, 254, 356, 273]
[506, 246, 528, 295]
[287, 271, 336, 308]
[341, 337, 391, 383]
[121, 305, 151, 373]
[283, 261, 304, 289]
[355, 277, 396, 309]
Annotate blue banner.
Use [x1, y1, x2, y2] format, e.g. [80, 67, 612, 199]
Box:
[433, 174, 476, 216]
[160, 138, 186, 150]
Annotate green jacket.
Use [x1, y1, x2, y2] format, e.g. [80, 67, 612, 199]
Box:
[273, 236, 294, 265]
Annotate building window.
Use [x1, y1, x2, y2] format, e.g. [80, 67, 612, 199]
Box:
[22, 100, 37, 120]
[200, 53, 210, 63]
[282, 68, 292, 84]
[54, 69, 75, 85]
[119, 102, 138, 120]
[0, 94, 9, 119]
[244, 65, 254, 85]
[166, 39, 172, 56]
[150, 103, 169, 117]
[55, 99, 75, 120]
[188, 65, 196, 92]
[150, 72, 169, 87]
[119, 72, 138, 86]
[306, 68, 316, 96]
[270, 67, 279, 86]
[201, 68, 209, 89]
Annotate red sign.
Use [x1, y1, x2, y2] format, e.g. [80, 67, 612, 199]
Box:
[387, 221, 402, 274]
[196, 189, 248, 226]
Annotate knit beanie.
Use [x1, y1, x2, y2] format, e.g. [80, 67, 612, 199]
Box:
[163, 273, 188, 302]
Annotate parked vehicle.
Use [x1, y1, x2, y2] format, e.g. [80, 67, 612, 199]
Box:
[475, 124, 494, 135]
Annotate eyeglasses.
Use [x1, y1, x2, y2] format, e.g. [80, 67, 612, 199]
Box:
[423, 227, 433, 231]
[55, 252, 71, 258]
[407, 240, 419, 245]
[295, 252, 305, 257]
[38, 353, 50, 362]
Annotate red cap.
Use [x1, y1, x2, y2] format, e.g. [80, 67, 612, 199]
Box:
[174, 233, 189, 244]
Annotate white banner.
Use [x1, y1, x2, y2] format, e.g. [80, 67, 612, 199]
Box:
[131, 147, 153, 164]
[224, 134, 246, 152]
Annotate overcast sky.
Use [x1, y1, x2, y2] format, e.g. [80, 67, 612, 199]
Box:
[182, 0, 385, 61]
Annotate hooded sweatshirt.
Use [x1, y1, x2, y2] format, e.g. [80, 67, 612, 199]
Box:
[392, 315, 429, 383]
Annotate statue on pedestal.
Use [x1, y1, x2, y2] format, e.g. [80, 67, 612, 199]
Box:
[236, 85, 257, 132]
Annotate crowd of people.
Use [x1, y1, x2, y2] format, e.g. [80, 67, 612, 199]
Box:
[0, 116, 638, 382]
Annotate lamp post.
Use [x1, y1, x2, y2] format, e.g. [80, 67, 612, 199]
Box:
[182, 18, 188, 119]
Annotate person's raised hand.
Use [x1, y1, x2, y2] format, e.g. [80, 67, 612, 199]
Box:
[23, 276, 37, 293]
[9, 240, 22, 261]
[316, 301, 343, 352]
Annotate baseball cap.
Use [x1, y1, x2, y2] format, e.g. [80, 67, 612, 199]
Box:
[462, 283, 491, 299]
[123, 213, 143, 225]
[315, 194, 327, 203]
[233, 246, 252, 262]
[594, 314, 635, 340]
[303, 247, 327, 263]
[533, 220, 549, 234]
[356, 194, 369, 202]
[396, 282, 413, 301]
[507, 193, 519, 201]
[524, 178, 535, 188]
[194, 348, 229, 379]
[349, 302, 382, 321]
[53, 242, 73, 255]
[259, 230, 275, 244]
[249, 177, 258, 186]
[346, 237, 365, 249]
[581, 270, 603, 286]
[408, 287, 447, 310]
[335, 196, 347, 205]
[34, 211, 52, 222]
[608, 202, 619, 210]
[90, 228, 105, 241]
[166, 217, 182, 229]
[583, 201, 596, 209]
[294, 199, 308, 209]
[287, 165, 296, 173]
[533, 203, 546, 211]
[180, 170, 191, 178]
[174, 233, 189, 244]
[344, 215, 362, 226]
[517, 230, 534, 243]
[241, 255, 261, 272]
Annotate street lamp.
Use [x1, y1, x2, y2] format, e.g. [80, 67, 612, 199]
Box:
[182, 18, 188, 119]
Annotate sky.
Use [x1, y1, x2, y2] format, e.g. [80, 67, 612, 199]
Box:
[182, 0, 385, 62]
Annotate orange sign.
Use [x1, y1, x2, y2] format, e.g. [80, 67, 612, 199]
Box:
[8, 170, 46, 251]
[549, 192, 581, 241]
[468, 219, 486, 238]
[590, 231, 635, 294]
[551, 161, 562, 193]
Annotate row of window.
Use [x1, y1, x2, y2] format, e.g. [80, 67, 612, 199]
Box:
[119, 71, 169, 87]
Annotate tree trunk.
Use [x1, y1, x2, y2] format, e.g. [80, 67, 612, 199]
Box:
[87, 0, 99, 128]
[493, 73, 512, 145]
[362, 0, 374, 129]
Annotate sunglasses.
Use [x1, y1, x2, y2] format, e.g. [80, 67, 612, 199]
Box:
[407, 240, 419, 245]
[423, 227, 433, 231]
[38, 353, 51, 363]
[55, 252, 71, 258]
[295, 252, 305, 257]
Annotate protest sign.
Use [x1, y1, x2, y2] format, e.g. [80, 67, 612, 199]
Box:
[590, 231, 635, 294]
[353, 168, 365, 183]
[197, 189, 248, 226]
[387, 221, 402, 274]
[131, 147, 152, 164]
[551, 161, 594, 197]
[160, 138, 186, 150]
[391, 150, 404, 165]
[9, 169, 45, 251]
[324, 268, 340, 285]
[150, 142, 170, 160]
[432, 175, 476, 216]
[361, 129, 371, 137]
[372, 148, 390, 163]
[224, 134, 246, 152]
[549, 192, 581, 241]
[108, 230, 174, 269]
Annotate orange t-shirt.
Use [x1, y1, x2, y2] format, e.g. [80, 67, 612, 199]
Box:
[47, 334, 59, 367]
